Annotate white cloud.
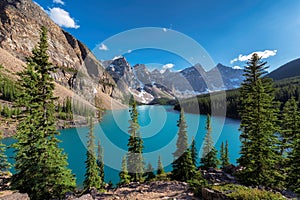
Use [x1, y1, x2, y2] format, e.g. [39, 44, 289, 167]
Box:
[230, 50, 277, 64]
[233, 66, 242, 70]
[99, 43, 109, 51]
[230, 58, 238, 64]
[47, 7, 80, 29]
[163, 28, 167, 32]
[53, 0, 64, 5]
[162, 63, 174, 69]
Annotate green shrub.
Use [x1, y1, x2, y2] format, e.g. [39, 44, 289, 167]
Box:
[188, 171, 208, 197]
[212, 184, 286, 200]
[155, 172, 171, 181]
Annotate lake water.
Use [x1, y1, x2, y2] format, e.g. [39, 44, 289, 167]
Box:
[2, 105, 241, 187]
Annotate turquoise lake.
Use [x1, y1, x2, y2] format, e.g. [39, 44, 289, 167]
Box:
[2, 105, 241, 187]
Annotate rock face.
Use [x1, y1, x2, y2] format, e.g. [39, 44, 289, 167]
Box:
[0, 0, 101, 75]
[0, 192, 30, 200]
[103, 57, 174, 103]
[0, 0, 122, 108]
[201, 167, 237, 185]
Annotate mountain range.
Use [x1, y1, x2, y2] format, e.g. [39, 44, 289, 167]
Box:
[0, 0, 298, 107]
[102, 56, 244, 103]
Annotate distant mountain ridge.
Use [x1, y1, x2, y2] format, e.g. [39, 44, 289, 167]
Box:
[268, 58, 300, 80]
[102, 57, 245, 103]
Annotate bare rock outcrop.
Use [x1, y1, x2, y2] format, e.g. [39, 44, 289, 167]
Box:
[0, 192, 29, 200]
[96, 181, 198, 200]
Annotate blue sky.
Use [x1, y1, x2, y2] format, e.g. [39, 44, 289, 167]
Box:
[35, 0, 300, 72]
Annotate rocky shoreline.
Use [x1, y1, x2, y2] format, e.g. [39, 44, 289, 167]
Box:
[0, 114, 102, 139]
[1, 168, 298, 200]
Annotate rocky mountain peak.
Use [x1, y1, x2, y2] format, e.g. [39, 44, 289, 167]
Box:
[151, 69, 161, 74]
[133, 63, 146, 70]
[194, 63, 205, 72]
[216, 63, 225, 68]
[104, 59, 245, 100]
[163, 68, 173, 75]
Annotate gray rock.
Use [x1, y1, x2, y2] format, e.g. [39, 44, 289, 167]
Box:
[0, 193, 29, 200]
[73, 194, 93, 200]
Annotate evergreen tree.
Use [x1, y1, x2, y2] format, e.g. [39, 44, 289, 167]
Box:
[237, 53, 282, 187]
[171, 110, 196, 181]
[84, 117, 102, 190]
[157, 156, 165, 175]
[173, 108, 188, 158]
[97, 140, 105, 187]
[288, 131, 300, 194]
[172, 149, 196, 181]
[220, 142, 224, 163]
[281, 97, 299, 156]
[11, 26, 76, 199]
[119, 156, 130, 186]
[220, 141, 230, 168]
[190, 137, 198, 168]
[225, 141, 230, 166]
[127, 100, 144, 182]
[144, 163, 155, 181]
[282, 98, 300, 193]
[200, 115, 219, 170]
[0, 131, 11, 174]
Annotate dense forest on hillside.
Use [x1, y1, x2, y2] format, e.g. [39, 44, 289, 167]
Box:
[174, 76, 300, 119]
[267, 58, 300, 80]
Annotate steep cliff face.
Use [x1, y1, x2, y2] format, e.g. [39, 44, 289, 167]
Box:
[0, 0, 123, 108]
[0, 0, 80, 68]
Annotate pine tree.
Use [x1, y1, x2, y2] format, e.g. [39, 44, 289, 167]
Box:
[200, 115, 219, 170]
[288, 132, 300, 194]
[144, 163, 155, 181]
[237, 53, 282, 187]
[127, 100, 144, 182]
[11, 26, 76, 199]
[190, 137, 198, 168]
[283, 98, 300, 193]
[220, 141, 230, 169]
[84, 117, 102, 190]
[119, 156, 130, 186]
[0, 131, 11, 174]
[172, 149, 197, 181]
[220, 142, 224, 162]
[97, 140, 105, 188]
[157, 156, 165, 175]
[171, 110, 196, 181]
[225, 141, 230, 166]
[173, 108, 188, 159]
[281, 97, 299, 156]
